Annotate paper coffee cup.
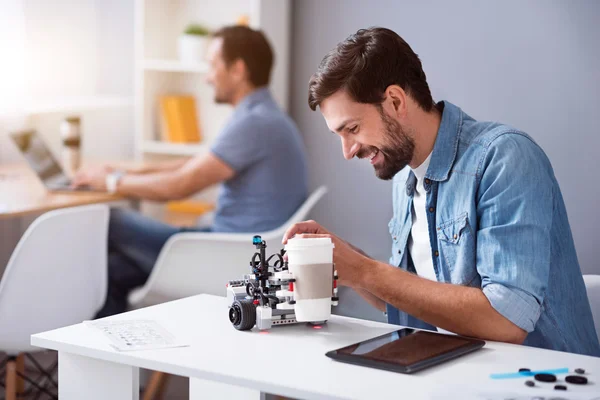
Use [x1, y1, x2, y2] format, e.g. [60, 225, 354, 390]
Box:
[284, 237, 335, 322]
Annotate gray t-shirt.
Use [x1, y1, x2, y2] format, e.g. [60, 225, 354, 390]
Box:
[210, 88, 308, 233]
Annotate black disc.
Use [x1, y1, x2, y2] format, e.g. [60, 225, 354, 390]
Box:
[230, 299, 256, 331]
[525, 380, 535, 387]
[519, 368, 531, 373]
[228, 306, 240, 325]
[565, 375, 588, 385]
[534, 373, 557, 383]
[554, 384, 567, 390]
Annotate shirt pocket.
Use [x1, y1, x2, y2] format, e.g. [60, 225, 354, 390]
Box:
[436, 213, 478, 285]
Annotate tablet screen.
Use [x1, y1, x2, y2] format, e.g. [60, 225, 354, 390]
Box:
[327, 328, 485, 373]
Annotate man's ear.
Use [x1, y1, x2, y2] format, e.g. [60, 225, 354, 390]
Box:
[384, 85, 408, 117]
[230, 58, 248, 82]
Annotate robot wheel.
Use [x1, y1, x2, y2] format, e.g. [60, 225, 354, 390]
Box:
[229, 299, 257, 331]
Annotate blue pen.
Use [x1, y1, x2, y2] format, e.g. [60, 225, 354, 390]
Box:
[490, 368, 569, 380]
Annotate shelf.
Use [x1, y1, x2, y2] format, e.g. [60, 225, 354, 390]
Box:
[142, 59, 209, 73]
[21, 96, 133, 115]
[141, 140, 209, 156]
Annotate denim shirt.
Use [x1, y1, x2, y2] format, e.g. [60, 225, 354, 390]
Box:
[386, 101, 600, 357]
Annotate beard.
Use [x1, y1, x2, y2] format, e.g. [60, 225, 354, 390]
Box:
[357, 108, 415, 180]
[214, 92, 229, 104]
[213, 85, 234, 104]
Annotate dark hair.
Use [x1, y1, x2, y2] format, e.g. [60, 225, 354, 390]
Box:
[212, 25, 274, 87]
[308, 27, 434, 112]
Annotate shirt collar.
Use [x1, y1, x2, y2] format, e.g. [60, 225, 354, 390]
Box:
[405, 100, 463, 196]
[425, 101, 463, 182]
[234, 87, 273, 113]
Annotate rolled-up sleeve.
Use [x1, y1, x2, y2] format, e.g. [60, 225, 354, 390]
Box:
[482, 283, 542, 332]
[476, 133, 554, 333]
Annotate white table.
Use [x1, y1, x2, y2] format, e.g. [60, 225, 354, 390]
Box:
[31, 294, 600, 400]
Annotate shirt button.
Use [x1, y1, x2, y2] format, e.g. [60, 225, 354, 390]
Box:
[435, 250, 439, 257]
[429, 207, 435, 213]
[425, 179, 431, 185]
[393, 236, 397, 240]
[398, 250, 402, 254]
[453, 234, 458, 239]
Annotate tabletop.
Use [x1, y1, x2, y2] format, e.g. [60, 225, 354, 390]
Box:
[0, 163, 123, 219]
[31, 294, 600, 400]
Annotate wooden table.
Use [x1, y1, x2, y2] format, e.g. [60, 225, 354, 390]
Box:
[0, 163, 124, 219]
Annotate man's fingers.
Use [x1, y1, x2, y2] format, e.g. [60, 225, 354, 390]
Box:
[71, 174, 88, 188]
[282, 220, 322, 244]
[71, 176, 83, 187]
[295, 234, 330, 239]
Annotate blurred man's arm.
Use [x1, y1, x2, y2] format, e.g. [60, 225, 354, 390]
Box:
[116, 153, 234, 201]
[124, 159, 189, 175]
[73, 152, 234, 201]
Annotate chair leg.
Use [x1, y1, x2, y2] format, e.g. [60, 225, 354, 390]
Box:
[16, 354, 25, 394]
[5, 358, 17, 400]
[142, 371, 170, 400]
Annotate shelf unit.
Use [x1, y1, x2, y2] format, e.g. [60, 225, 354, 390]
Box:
[134, 0, 290, 160]
[142, 59, 209, 74]
[133, 0, 291, 217]
[0, 96, 133, 117]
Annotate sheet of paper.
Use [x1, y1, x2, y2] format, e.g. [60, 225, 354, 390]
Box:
[84, 319, 190, 352]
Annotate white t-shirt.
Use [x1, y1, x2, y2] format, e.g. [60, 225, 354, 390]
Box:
[407, 152, 437, 281]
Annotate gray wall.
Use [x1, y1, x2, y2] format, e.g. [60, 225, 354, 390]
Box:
[290, 0, 600, 320]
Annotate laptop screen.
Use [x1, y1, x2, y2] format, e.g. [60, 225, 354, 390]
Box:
[10, 131, 71, 187]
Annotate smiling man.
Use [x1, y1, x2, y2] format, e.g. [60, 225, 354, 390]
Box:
[283, 27, 600, 356]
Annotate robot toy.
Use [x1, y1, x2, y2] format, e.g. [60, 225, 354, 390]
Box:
[227, 235, 339, 330]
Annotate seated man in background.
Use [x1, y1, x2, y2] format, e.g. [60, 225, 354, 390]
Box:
[74, 25, 308, 317]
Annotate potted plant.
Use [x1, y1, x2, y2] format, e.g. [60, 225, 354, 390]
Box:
[178, 23, 211, 63]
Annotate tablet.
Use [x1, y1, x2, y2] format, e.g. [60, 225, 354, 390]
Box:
[325, 328, 485, 374]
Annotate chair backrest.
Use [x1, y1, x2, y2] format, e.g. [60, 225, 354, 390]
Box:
[583, 274, 600, 343]
[264, 185, 328, 239]
[129, 186, 327, 306]
[0, 205, 109, 354]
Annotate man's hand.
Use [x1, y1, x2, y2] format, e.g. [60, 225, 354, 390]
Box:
[282, 220, 372, 287]
[282, 219, 333, 243]
[72, 165, 113, 190]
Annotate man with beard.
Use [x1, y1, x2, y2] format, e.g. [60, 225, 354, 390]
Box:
[74, 25, 308, 317]
[283, 27, 600, 356]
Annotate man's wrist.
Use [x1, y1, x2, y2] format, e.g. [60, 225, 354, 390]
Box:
[356, 257, 382, 290]
[106, 170, 125, 193]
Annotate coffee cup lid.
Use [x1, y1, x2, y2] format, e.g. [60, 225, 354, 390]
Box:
[284, 237, 334, 250]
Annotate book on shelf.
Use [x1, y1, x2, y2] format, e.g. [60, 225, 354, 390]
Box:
[158, 95, 202, 143]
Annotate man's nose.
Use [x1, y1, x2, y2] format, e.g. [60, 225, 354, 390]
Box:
[341, 137, 359, 160]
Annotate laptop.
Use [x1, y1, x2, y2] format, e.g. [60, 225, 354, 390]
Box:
[9, 130, 95, 192]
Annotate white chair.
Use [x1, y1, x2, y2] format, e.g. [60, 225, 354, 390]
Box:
[0, 205, 109, 400]
[129, 186, 327, 308]
[583, 274, 600, 343]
